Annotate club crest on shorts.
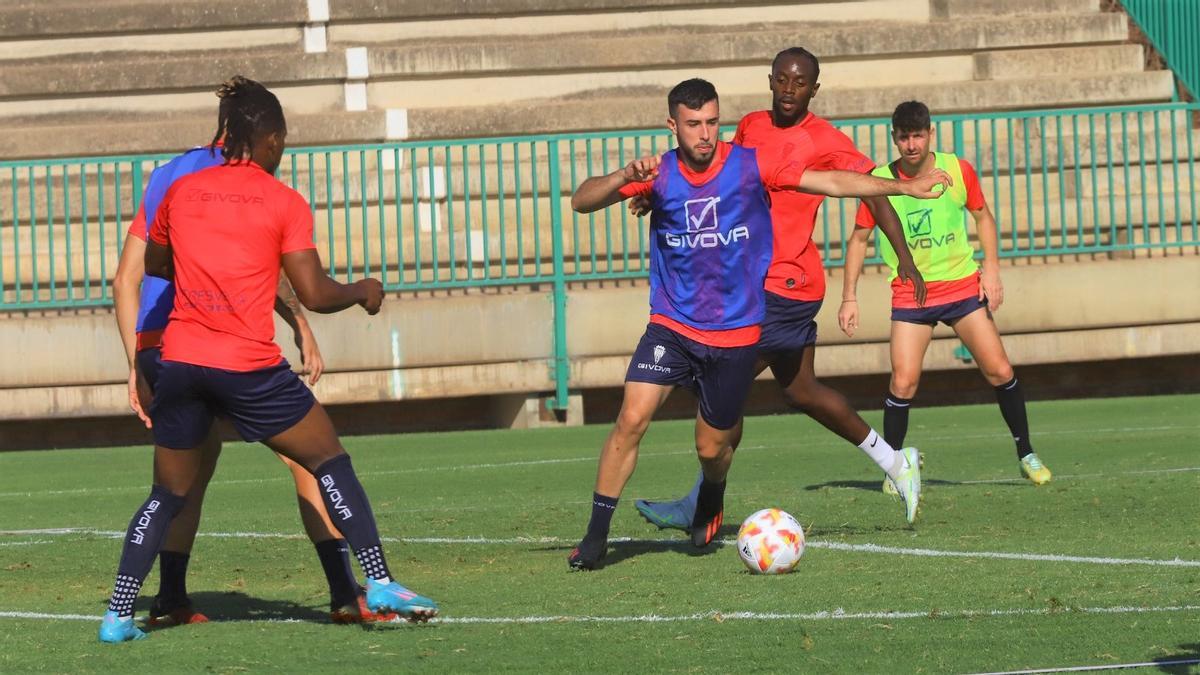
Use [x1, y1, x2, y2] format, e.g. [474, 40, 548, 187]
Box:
[653, 345, 666, 364]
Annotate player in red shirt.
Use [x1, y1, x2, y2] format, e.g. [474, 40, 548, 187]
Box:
[113, 87, 395, 626]
[99, 79, 436, 643]
[635, 48, 931, 527]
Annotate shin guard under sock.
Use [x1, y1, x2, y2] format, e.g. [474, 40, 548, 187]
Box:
[109, 486, 185, 616]
[313, 454, 393, 582]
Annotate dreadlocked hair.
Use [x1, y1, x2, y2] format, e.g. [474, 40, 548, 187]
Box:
[211, 75, 285, 163]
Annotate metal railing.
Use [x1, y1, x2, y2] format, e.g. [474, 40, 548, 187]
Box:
[3, 102, 1198, 406]
[1121, 0, 1200, 99]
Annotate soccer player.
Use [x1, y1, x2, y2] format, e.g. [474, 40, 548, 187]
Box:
[112, 80, 396, 627]
[567, 78, 949, 570]
[635, 48, 932, 529]
[99, 77, 437, 643]
[838, 100, 1052, 488]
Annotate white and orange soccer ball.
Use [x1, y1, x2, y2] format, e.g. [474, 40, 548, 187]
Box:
[736, 508, 806, 575]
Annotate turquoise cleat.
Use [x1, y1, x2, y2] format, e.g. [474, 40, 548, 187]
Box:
[634, 498, 694, 531]
[365, 578, 438, 623]
[98, 610, 146, 643]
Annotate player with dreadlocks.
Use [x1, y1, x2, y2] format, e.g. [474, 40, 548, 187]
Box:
[101, 76, 437, 643]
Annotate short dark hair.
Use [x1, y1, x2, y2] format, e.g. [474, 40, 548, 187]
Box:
[210, 75, 286, 162]
[892, 100, 932, 134]
[772, 47, 820, 81]
[667, 78, 718, 118]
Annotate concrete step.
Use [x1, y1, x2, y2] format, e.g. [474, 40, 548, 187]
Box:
[975, 44, 1144, 81]
[0, 0, 310, 60]
[0, 47, 346, 102]
[329, 0, 930, 43]
[395, 71, 1174, 140]
[0, 109, 390, 160]
[360, 13, 1125, 109]
[932, 0, 1100, 19]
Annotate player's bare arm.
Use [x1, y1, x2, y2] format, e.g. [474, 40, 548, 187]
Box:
[797, 168, 953, 199]
[838, 227, 872, 338]
[864, 195, 927, 307]
[281, 248, 383, 315]
[113, 231, 153, 427]
[971, 204, 1004, 312]
[572, 155, 660, 213]
[144, 238, 174, 281]
[274, 274, 325, 384]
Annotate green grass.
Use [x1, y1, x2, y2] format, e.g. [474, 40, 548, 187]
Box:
[1, 394, 1198, 673]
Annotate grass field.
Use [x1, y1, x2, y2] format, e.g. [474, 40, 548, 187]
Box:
[1, 394, 1198, 673]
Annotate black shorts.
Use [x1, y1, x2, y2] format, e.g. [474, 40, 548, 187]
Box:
[757, 292, 821, 357]
[625, 323, 759, 430]
[891, 296, 987, 326]
[146, 352, 315, 449]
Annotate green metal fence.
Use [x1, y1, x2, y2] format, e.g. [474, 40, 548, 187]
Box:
[2, 103, 1198, 405]
[1121, 0, 1200, 99]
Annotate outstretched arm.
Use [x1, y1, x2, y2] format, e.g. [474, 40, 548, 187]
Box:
[863, 195, 926, 307]
[798, 168, 953, 199]
[274, 273, 325, 384]
[572, 155, 660, 213]
[280, 248, 382, 315]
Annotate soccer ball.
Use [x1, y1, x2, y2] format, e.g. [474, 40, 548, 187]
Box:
[736, 508, 806, 574]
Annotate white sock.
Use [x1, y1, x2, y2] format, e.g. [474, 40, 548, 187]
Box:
[887, 451, 909, 481]
[857, 429, 897, 473]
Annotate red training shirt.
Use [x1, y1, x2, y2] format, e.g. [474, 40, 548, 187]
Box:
[148, 161, 317, 371]
[734, 110, 876, 302]
[855, 156, 986, 308]
[619, 140, 808, 347]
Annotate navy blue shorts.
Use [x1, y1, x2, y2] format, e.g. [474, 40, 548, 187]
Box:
[757, 292, 821, 356]
[625, 323, 759, 430]
[146, 353, 315, 449]
[891, 296, 987, 326]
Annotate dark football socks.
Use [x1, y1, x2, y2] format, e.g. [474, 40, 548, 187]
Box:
[883, 394, 912, 450]
[585, 493, 618, 543]
[155, 550, 191, 609]
[994, 377, 1034, 459]
[691, 478, 726, 547]
[108, 486, 186, 617]
[313, 453, 393, 582]
[315, 538, 360, 607]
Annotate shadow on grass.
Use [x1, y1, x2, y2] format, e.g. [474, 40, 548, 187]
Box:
[802, 478, 1024, 492]
[1155, 644, 1200, 673]
[538, 523, 740, 570]
[131, 591, 424, 631]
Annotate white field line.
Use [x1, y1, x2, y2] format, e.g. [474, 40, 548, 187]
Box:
[3, 528, 1198, 568]
[1, 423, 1195, 500]
[0, 540, 50, 547]
[969, 658, 1200, 672]
[1, 603, 1198, 626]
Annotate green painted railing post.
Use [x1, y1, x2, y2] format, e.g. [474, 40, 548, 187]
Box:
[547, 139, 570, 410]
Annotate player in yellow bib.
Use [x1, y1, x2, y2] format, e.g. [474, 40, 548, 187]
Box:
[839, 101, 1052, 487]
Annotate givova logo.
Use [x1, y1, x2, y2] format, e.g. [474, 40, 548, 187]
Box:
[666, 196, 750, 249]
[637, 344, 672, 374]
[906, 209, 933, 237]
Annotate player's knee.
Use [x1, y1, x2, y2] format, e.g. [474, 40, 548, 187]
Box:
[781, 376, 818, 411]
[614, 407, 652, 438]
[982, 362, 1014, 386]
[890, 375, 919, 399]
[694, 441, 729, 463]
